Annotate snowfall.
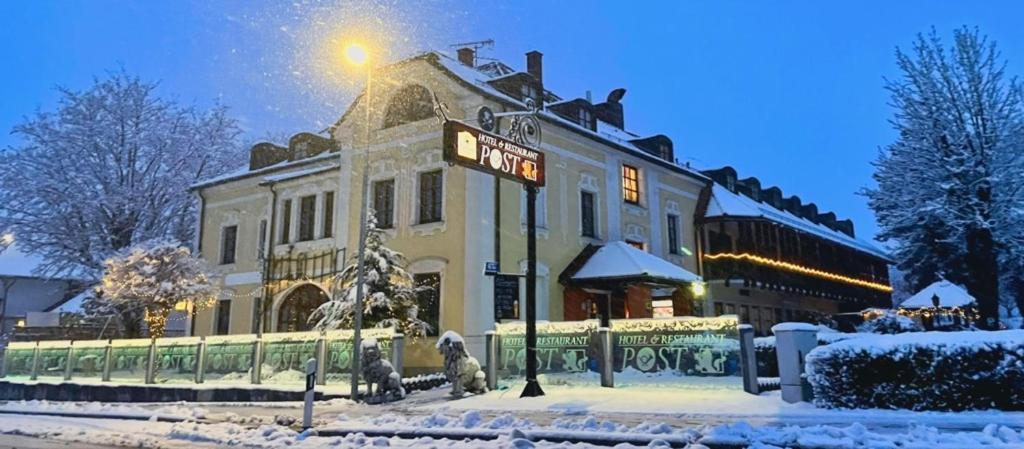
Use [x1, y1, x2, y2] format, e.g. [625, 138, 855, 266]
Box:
[2, 384, 1023, 448]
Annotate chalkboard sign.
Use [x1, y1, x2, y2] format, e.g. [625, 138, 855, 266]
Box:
[494, 274, 519, 320]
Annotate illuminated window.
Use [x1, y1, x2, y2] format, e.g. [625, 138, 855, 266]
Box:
[626, 239, 645, 251]
[622, 164, 640, 204]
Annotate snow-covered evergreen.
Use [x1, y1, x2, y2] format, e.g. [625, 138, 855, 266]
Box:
[0, 72, 243, 279]
[97, 238, 218, 337]
[312, 212, 433, 338]
[867, 28, 1024, 328]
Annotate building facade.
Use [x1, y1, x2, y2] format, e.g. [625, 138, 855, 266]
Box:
[190, 48, 890, 372]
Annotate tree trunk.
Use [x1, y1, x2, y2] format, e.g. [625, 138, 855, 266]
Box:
[1012, 276, 1024, 329]
[146, 308, 170, 338]
[965, 227, 1000, 329]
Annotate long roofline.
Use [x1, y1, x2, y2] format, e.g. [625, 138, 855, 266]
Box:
[329, 51, 710, 184]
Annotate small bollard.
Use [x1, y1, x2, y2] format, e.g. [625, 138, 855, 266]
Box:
[598, 327, 613, 388]
[738, 324, 758, 395]
[391, 334, 405, 380]
[485, 331, 497, 390]
[772, 323, 818, 403]
[303, 358, 317, 430]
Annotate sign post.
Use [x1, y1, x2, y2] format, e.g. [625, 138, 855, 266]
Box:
[443, 120, 546, 398]
[303, 358, 317, 429]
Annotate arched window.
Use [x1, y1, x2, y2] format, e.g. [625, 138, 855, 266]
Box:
[276, 284, 329, 332]
[382, 85, 434, 129]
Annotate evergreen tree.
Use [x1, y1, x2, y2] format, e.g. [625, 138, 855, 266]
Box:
[312, 213, 432, 337]
[867, 27, 1024, 329]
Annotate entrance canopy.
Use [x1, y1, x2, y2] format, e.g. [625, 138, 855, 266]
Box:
[567, 241, 701, 286]
[900, 280, 976, 309]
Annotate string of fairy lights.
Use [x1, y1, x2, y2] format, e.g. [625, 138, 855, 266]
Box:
[861, 306, 979, 322]
[702, 252, 893, 293]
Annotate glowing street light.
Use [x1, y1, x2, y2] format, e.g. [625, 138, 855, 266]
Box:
[343, 40, 374, 403]
[344, 43, 368, 66]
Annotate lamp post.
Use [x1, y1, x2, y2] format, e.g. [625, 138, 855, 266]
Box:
[344, 43, 372, 402]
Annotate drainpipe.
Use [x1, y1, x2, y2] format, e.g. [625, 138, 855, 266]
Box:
[256, 185, 279, 336]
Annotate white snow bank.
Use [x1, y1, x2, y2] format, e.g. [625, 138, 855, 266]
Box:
[0, 400, 207, 420]
[770, 322, 818, 333]
[810, 329, 1024, 358]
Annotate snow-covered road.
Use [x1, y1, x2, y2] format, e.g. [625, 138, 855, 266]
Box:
[2, 385, 1024, 448]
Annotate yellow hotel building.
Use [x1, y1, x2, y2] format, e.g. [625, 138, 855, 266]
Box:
[190, 49, 891, 373]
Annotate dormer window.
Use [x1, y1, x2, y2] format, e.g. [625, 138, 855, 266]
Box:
[520, 83, 539, 103]
[576, 108, 592, 129]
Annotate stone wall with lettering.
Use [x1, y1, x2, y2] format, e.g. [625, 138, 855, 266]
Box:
[108, 339, 153, 383]
[203, 336, 256, 383]
[2, 343, 36, 378]
[611, 316, 741, 387]
[495, 320, 600, 387]
[154, 338, 200, 384]
[70, 343, 107, 380]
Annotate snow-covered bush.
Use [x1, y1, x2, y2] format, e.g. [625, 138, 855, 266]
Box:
[98, 239, 218, 337]
[806, 330, 1024, 411]
[856, 310, 922, 334]
[312, 213, 432, 337]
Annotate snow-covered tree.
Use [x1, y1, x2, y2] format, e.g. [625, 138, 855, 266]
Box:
[866, 28, 1024, 329]
[98, 239, 218, 337]
[0, 72, 243, 279]
[313, 213, 432, 338]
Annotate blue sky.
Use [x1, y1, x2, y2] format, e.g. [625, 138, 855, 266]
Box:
[1, 0, 1022, 249]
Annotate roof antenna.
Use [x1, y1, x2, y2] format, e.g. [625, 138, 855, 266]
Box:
[449, 39, 495, 66]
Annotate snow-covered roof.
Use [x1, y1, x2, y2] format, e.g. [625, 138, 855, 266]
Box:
[572, 241, 701, 284]
[431, 52, 709, 182]
[899, 280, 976, 309]
[705, 184, 890, 261]
[260, 163, 339, 184]
[47, 285, 98, 313]
[191, 151, 338, 190]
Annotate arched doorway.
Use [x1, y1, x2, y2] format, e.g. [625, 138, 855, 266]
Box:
[276, 284, 329, 333]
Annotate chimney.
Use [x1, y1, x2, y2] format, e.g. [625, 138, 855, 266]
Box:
[526, 50, 543, 84]
[457, 47, 475, 67]
[595, 88, 626, 129]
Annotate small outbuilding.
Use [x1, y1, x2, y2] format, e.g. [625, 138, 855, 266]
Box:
[898, 280, 977, 330]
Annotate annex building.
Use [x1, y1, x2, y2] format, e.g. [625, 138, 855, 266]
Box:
[189, 48, 891, 373]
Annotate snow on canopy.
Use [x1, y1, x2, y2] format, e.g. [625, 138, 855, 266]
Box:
[705, 184, 890, 261]
[900, 280, 976, 309]
[572, 241, 701, 284]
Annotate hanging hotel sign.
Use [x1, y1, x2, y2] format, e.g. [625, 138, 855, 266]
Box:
[443, 120, 546, 187]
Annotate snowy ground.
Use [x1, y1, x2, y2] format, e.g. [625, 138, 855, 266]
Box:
[2, 385, 1023, 448]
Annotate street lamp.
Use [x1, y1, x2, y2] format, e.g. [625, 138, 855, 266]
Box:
[344, 42, 372, 402]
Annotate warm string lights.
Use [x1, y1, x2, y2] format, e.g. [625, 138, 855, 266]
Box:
[862, 307, 980, 322]
[703, 252, 893, 293]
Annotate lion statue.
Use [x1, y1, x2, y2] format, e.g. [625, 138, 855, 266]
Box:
[436, 330, 488, 397]
[360, 338, 405, 403]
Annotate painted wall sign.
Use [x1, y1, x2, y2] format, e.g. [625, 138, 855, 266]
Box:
[443, 120, 546, 187]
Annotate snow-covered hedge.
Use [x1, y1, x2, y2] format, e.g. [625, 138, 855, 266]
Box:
[806, 330, 1024, 411]
[753, 331, 862, 377]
